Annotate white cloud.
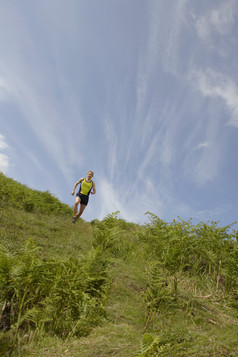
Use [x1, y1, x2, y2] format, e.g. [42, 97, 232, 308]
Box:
[136, 0, 187, 119]
[0, 76, 11, 102]
[97, 173, 168, 224]
[0, 154, 9, 173]
[0, 134, 8, 151]
[195, 0, 236, 40]
[98, 178, 135, 221]
[191, 69, 238, 127]
[196, 141, 210, 150]
[163, 0, 188, 73]
[133, 0, 189, 186]
[183, 130, 221, 186]
[0, 2, 85, 184]
[0, 134, 10, 173]
[137, 134, 159, 179]
[182, 96, 223, 186]
[104, 117, 118, 180]
[193, 152, 219, 186]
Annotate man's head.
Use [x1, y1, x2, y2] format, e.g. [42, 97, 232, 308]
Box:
[87, 171, 94, 180]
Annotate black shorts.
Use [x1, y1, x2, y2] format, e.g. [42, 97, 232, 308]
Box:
[76, 193, 89, 206]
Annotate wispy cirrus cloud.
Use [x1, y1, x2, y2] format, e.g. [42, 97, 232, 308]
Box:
[0, 77, 11, 102]
[191, 69, 238, 128]
[0, 134, 10, 173]
[136, 0, 187, 118]
[194, 0, 237, 41]
[182, 96, 223, 187]
[134, 0, 189, 182]
[0, 2, 85, 184]
[196, 141, 210, 150]
[97, 173, 167, 224]
[192, 147, 221, 186]
[104, 116, 118, 180]
[97, 177, 135, 221]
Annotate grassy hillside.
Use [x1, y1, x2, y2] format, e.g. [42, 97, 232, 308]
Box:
[0, 173, 238, 356]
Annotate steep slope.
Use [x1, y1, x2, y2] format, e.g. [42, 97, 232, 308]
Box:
[0, 174, 238, 356]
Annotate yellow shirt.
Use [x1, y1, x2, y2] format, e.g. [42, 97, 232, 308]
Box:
[80, 178, 93, 196]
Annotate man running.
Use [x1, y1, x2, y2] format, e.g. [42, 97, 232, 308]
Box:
[71, 170, 96, 223]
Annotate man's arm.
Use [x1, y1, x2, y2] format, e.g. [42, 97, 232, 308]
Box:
[91, 181, 96, 194]
[71, 178, 84, 195]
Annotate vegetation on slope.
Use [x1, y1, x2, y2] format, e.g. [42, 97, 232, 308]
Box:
[0, 173, 72, 216]
[0, 174, 238, 356]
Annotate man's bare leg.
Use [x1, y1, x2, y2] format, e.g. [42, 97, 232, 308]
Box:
[76, 204, 86, 218]
[72, 197, 81, 223]
[73, 197, 80, 216]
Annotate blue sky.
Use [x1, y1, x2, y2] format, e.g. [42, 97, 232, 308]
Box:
[0, 0, 238, 226]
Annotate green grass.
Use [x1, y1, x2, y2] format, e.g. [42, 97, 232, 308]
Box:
[0, 174, 238, 356]
[0, 206, 92, 259]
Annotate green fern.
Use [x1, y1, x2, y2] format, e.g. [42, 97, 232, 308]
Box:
[141, 213, 238, 291]
[138, 327, 194, 356]
[0, 239, 109, 348]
